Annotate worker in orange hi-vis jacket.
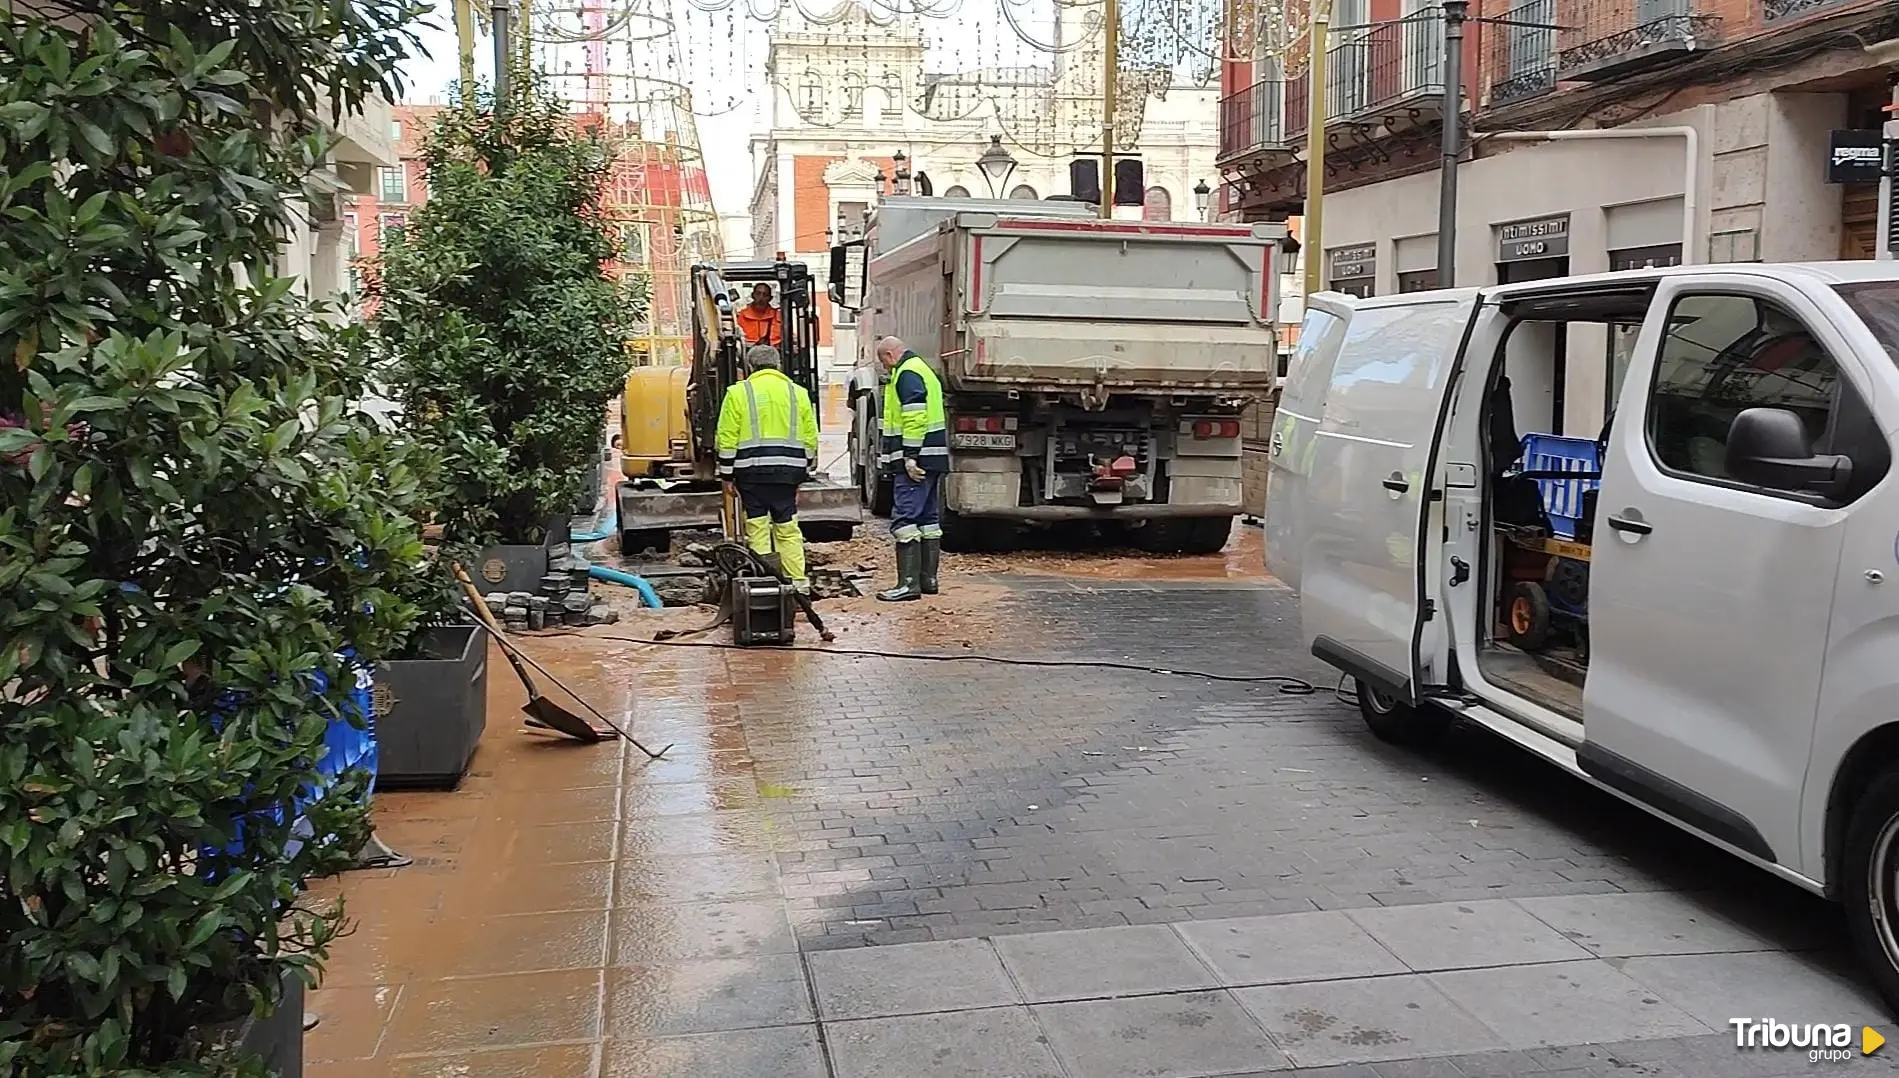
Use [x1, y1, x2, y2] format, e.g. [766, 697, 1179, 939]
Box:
[734, 282, 782, 347]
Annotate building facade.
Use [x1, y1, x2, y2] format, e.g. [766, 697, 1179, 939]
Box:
[273, 93, 406, 306]
[748, 2, 1226, 383]
[1218, 0, 1898, 437]
[341, 104, 444, 305]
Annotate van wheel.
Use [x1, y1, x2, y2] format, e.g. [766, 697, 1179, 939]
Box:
[1507, 582, 1552, 651]
[1356, 679, 1452, 747]
[1839, 769, 1899, 1017]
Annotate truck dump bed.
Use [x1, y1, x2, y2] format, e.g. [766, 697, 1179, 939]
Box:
[935, 216, 1282, 393]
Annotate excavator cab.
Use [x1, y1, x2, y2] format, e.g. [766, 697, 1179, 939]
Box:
[685, 259, 823, 458]
[615, 257, 862, 556]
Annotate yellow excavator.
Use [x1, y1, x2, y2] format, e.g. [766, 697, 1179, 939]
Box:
[616, 258, 863, 555]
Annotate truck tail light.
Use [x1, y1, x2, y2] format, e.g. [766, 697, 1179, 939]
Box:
[1192, 420, 1240, 440]
[954, 415, 1016, 433]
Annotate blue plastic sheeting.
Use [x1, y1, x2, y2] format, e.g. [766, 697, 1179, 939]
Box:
[1521, 433, 1600, 539]
[200, 650, 377, 871]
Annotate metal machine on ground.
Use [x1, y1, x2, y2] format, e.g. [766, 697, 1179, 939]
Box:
[616, 258, 862, 555]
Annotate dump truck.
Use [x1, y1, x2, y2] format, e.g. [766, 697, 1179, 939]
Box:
[828, 196, 1285, 553]
[616, 258, 862, 554]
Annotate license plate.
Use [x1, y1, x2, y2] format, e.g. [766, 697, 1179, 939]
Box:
[951, 432, 1017, 450]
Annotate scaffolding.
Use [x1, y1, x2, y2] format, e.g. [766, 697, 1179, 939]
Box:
[531, 0, 723, 368]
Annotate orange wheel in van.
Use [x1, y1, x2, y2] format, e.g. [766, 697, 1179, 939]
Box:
[1507, 581, 1552, 651]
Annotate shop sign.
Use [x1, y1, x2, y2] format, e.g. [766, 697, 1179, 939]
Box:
[1496, 214, 1570, 262]
[1327, 244, 1376, 281]
[1827, 130, 1883, 184]
[1327, 244, 1376, 297]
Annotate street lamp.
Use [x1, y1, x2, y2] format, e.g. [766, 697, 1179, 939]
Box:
[892, 150, 911, 196]
[975, 135, 1018, 198]
[1193, 179, 1211, 221]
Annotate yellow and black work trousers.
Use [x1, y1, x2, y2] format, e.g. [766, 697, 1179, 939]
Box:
[735, 482, 806, 591]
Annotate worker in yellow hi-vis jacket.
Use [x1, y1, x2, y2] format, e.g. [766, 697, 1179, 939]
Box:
[715, 344, 820, 593]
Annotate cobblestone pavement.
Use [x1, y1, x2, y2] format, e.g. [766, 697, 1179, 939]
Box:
[308, 559, 1899, 1077]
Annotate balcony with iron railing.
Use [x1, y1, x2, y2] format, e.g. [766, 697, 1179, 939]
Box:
[1218, 74, 1291, 163]
[1271, 8, 1448, 147]
[1325, 8, 1447, 123]
[1555, 0, 1721, 82]
[1761, 0, 1876, 22]
[1485, 0, 1558, 106]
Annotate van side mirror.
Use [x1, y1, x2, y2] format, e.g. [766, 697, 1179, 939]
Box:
[1724, 407, 1853, 497]
[828, 240, 867, 311]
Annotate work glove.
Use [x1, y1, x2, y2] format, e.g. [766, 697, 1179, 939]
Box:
[903, 458, 925, 482]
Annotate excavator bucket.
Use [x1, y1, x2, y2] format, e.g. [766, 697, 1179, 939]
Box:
[617, 476, 862, 550]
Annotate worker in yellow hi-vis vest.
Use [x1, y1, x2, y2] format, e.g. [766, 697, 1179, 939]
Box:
[873, 335, 949, 602]
[715, 344, 819, 592]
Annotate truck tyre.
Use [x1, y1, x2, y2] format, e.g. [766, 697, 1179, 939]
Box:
[854, 397, 893, 517]
[939, 509, 986, 554]
[1506, 581, 1552, 651]
[1172, 517, 1234, 556]
[1130, 517, 1230, 555]
[1838, 767, 1899, 1016]
[1356, 679, 1452, 748]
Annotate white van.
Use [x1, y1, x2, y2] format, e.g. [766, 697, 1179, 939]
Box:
[1268, 263, 1899, 1011]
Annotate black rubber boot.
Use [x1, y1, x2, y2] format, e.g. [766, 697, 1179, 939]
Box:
[920, 538, 941, 595]
[876, 542, 923, 602]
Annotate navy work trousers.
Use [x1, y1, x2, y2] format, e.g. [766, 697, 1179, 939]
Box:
[890, 471, 943, 543]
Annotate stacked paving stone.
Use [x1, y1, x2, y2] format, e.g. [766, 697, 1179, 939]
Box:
[482, 535, 619, 632]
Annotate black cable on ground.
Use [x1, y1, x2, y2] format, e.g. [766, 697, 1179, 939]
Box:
[580, 629, 1321, 695]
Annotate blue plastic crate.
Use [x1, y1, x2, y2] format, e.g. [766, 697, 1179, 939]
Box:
[1520, 433, 1600, 539]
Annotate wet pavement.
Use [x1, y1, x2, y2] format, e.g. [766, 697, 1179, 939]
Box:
[306, 532, 1899, 1077]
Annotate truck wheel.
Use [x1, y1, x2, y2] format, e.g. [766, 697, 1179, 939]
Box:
[1172, 517, 1235, 556]
[1356, 679, 1452, 747]
[1506, 581, 1552, 651]
[1837, 767, 1899, 1017]
[939, 509, 998, 554]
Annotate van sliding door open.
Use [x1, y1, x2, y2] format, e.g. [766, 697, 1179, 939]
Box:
[1300, 291, 1483, 703]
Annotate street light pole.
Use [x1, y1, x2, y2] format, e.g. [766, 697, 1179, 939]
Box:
[491, 0, 511, 108]
[453, 0, 476, 98]
[1302, 0, 1331, 298]
[1435, 0, 1469, 284]
[1100, 0, 1119, 218]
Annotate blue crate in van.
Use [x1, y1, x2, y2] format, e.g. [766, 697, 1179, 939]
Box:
[1521, 434, 1600, 539]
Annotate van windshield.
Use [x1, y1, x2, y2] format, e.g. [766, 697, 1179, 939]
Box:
[1838, 283, 1899, 365]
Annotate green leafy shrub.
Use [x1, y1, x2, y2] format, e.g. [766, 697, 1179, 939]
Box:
[372, 78, 644, 546]
[0, 1, 426, 1073]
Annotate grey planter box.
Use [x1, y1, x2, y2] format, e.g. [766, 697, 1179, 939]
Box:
[473, 543, 548, 593]
[373, 624, 489, 790]
[208, 968, 302, 1076]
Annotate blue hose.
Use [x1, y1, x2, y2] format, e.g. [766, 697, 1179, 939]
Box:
[589, 563, 662, 609]
[570, 498, 617, 544]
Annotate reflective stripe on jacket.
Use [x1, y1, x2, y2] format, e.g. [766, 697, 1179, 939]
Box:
[879, 352, 949, 475]
[716, 369, 818, 485]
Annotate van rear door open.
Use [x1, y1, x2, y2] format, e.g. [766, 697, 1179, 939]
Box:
[1265, 294, 1354, 589]
[1301, 291, 1482, 701]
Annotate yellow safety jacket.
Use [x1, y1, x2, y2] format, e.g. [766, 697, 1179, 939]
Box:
[879, 352, 949, 475]
[716, 368, 818, 486]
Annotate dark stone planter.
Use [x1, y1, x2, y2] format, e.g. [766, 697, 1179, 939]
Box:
[373, 624, 489, 791]
[207, 968, 302, 1076]
[473, 543, 548, 593]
